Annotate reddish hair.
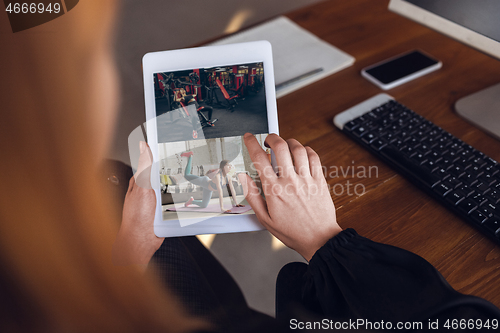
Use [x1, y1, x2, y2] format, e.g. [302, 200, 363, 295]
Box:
[0, 2, 202, 332]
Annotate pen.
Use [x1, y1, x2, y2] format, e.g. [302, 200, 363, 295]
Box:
[275, 67, 324, 91]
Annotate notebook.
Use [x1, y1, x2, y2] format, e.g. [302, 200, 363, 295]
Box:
[210, 16, 355, 98]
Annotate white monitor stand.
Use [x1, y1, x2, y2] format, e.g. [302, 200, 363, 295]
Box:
[455, 83, 500, 141]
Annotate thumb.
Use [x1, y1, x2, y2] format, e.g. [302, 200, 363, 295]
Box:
[239, 173, 270, 223]
[134, 141, 153, 189]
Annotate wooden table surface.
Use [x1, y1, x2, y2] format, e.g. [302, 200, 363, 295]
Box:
[276, 0, 500, 307]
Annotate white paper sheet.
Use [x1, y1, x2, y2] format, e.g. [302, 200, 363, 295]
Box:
[210, 16, 355, 98]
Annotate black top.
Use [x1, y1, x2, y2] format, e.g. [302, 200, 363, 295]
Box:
[184, 94, 198, 108]
[152, 229, 500, 332]
[274, 229, 500, 332]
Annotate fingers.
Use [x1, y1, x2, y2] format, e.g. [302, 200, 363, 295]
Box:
[244, 133, 276, 181]
[305, 146, 323, 179]
[287, 139, 310, 177]
[137, 141, 153, 175]
[245, 133, 323, 179]
[134, 141, 153, 189]
[239, 173, 271, 224]
[264, 134, 295, 177]
[127, 175, 135, 193]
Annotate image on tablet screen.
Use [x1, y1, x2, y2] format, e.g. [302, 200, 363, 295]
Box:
[153, 62, 269, 223]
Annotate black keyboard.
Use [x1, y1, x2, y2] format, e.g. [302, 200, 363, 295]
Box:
[334, 94, 500, 244]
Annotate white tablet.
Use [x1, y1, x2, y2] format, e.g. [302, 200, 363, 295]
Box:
[141, 41, 278, 237]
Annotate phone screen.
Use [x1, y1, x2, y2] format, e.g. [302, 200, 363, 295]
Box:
[365, 51, 439, 84]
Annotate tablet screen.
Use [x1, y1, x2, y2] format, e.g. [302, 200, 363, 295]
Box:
[153, 62, 269, 225]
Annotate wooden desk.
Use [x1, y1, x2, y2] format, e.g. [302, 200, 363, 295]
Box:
[278, 0, 500, 307]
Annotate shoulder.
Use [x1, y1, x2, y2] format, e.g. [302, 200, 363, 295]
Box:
[206, 168, 219, 177]
[210, 171, 221, 181]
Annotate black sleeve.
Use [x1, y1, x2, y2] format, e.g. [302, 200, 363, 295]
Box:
[280, 228, 500, 326]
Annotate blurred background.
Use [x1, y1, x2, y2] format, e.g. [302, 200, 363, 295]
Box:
[110, 0, 325, 316]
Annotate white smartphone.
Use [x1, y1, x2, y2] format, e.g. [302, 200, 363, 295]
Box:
[361, 50, 442, 90]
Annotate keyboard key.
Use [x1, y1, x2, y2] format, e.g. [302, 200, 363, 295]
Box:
[447, 177, 462, 189]
[483, 219, 500, 234]
[439, 156, 455, 167]
[486, 157, 498, 165]
[469, 164, 482, 173]
[389, 124, 401, 133]
[362, 132, 378, 144]
[449, 165, 466, 178]
[406, 137, 421, 148]
[422, 160, 439, 173]
[470, 209, 488, 224]
[344, 120, 360, 131]
[445, 191, 465, 205]
[373, 126, 387, 136]
[454, 157, 471, 168]
[353, 126, 368, 137]
[459, 172, 477, 184]
[371, 139, 387, 151]
[449, 141, 463, 151]
[486, 190, 500, 204]
[372, 106, 386, 116]
[437, 137, 452, 146]
[480, 173, 496, 185]
[434, 182, 453, 197]
[427, 151, 442, 163]
[484, 163, 499, 175]
[444, 150, 460, 162]
[435, 168, 450, 180]
[486, 202, 498, 214]
[392, 139, 407, 150]
[459, 150, 474, 161]
[396, 118, 408, 128]
[378, 116, 392, 127]
[401, 146, 417, 157]
[418, 121, 431, 130]
[387, 112, 397, 120]
[434, 144, 449, 154]
[382, 131, 395, 141]
[457, 199, 477, 214]
[456, 183, 474, 197]
[366, 111, 379, 119]
[363, 120, 377, 129]
[405, 124, 419, 134]
[412, 152, 428, 165]
[414, 130, 428, 140]
[472, 156, 487, 168]
[426, 129, 441, 139]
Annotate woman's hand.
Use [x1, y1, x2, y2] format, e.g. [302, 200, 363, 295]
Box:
[112, 141, 164, 271]
[240, 133, 342, 261]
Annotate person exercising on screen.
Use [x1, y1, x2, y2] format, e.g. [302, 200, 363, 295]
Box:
[181, 151, 244, 213]
[176, 88, 214, 123]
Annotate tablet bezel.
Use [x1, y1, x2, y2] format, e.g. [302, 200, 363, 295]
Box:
[142, 41, 278, 237]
